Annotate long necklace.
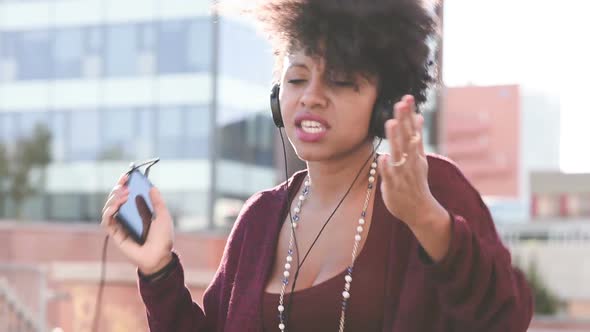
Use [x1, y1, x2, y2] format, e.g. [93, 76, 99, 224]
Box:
[277, 158, 378, 332]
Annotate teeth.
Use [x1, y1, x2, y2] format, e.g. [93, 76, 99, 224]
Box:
[301, 120, 326, 134]
[302, 126, 325, 134]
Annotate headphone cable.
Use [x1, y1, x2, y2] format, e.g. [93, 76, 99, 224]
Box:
[92, 234, 109, 332]
[282, 138, 382, 330]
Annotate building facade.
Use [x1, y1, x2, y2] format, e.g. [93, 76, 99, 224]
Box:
[0, 0, 277, 229]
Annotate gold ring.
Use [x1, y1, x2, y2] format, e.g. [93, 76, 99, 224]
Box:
[390, 153, 408, 167]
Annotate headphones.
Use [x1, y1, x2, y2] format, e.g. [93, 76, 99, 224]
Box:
[270, 83, 414, 139]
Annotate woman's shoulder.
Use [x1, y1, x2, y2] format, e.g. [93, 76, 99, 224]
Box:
[426, 153, 463, 181]
[426, 152, 481, 197]
[243, 169, 307, 210]
[233, 169, 308, 230]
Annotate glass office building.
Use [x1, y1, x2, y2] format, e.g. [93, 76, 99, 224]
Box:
[0, 0, 276, 229]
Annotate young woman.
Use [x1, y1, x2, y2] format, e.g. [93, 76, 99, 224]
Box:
[101, 0, 533, 331]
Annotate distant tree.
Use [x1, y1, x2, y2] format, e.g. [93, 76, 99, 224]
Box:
[0, 124, 52, 219]
[525, 257, 562, 315]
[98, 145, 126, 161]
[0, 143, 10, 216]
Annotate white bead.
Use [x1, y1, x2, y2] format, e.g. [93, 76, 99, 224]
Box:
[371, 162, 377, 169]
[285, 263, 291, 270]
[279, 323, 285, 330]
[286, 255, 293, 262]
[355, 234, 361, 242]
[345, 275, 352, 283]
[342, 291, 350, 299]
[370, 169, 376, 175]
[357, 226, 363, 233]
[292, 222, 298, 229]
[304, 180, 310, 186]
[283, 271, 290, 278]
[345, 283, 350, 290]
[278, 305, 285, 312]
[358, 218, 365, 225]
[299, 195, 305, 201]
[369, 176, 375, 183]
[294, 207, 300, 213]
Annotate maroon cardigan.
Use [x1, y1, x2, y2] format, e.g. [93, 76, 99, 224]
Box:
[139, 154, 533, 331]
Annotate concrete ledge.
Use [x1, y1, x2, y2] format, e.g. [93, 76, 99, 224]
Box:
[49, 262, 216, 287]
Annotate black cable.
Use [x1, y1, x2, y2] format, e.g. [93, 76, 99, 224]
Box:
[283, 138, 382, 330]
[92, 234, 109, 332]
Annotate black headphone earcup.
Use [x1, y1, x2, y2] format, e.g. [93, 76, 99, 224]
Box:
[270, 84, 284, 128]
[370, 100, 393, 138]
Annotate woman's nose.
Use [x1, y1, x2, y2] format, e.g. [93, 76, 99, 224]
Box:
[300, 78, 328, 109]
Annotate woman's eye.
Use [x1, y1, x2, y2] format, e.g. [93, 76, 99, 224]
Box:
[287, 79, 306, 84]
[332, 81, 355, 87]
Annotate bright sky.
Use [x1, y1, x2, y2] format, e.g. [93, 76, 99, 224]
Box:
[443, 1, 587, 173]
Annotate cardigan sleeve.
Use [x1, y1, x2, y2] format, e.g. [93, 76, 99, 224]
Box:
[139, 252, 211, 331]
[418, 157, 534, 331]
[138, 192, 258, 332]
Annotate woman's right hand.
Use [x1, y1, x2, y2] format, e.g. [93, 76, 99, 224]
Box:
[101, 173, 175, 275]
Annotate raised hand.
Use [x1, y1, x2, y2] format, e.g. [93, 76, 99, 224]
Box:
[377, 95, 444, 229]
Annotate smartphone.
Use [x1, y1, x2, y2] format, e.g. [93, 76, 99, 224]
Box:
[114, 169, 154, 245]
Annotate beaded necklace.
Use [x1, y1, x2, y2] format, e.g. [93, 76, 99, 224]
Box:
[277, 158, 378, 332]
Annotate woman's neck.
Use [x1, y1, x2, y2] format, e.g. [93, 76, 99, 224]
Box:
[304, 141, 376, 207]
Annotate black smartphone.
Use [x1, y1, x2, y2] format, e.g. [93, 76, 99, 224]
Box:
[114, 169, 155, 245]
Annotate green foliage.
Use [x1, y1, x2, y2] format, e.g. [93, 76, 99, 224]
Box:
[524, 257, 562, 315]
[0, 124, 52, 219]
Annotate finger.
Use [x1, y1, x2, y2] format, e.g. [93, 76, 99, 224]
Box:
[377, 154, 395, 185]
[110, 223, 130, 246]
[101, 194, 129, 227]
[401, 95, 425, 157]
[110, 225, 144, 261]
[102, 187, 128, 214]
[385, 119, 403, 163]
[395, 99, 415, 154]
[150, 187, 166, 216]
[414, 115, 426, 157]
[402, 95, 418, 133]
[117, 173, 129, 186]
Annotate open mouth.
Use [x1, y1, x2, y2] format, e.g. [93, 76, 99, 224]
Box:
[300, 120, 327, 134]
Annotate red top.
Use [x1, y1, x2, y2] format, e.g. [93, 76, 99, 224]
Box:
[261, 192, 391, 332]
[138, 153, 533, 332]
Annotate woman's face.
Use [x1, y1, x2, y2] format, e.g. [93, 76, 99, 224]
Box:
[279, 50, 379, 162]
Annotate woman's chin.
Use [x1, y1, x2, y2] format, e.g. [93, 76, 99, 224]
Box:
[292, 144, 329, 162]
[291, 137, 374, 163]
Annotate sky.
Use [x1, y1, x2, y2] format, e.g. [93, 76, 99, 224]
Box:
[443, 1, 588, 173]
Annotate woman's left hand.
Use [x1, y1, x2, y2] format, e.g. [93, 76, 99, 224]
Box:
[377, 95, 446, 229]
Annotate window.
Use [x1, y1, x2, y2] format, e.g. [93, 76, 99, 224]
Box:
[157, 106, 184, 158]
[186, 19, 211, 72]
[70, 110, 100, 160]
[185, 106, 209, 158]
[137, 23, 156, 75]
[219, 20, 272, 84]
[102, 108, 135, 160]
[158, 19, 211, 74]
[106, 24, 138, 77]
[19, 112, 49, 141]
[16, 30, 53, 80]
[85, 26, 103, 54]
[0, 31, 16, 58]
[0, 113, 18, 144]
[83, 26, 104, 78]
[54, 28, 83, 79]
[50, 112, 68, 162]
[136, 107, 155, 159]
